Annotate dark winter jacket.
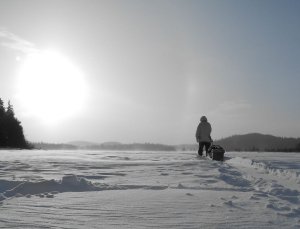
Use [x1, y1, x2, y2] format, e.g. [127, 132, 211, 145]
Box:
[196, 120, 212, 143]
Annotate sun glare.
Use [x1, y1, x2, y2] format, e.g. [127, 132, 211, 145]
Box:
[16, 50, 88, 125]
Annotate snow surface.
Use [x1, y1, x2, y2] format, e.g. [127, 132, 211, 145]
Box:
[0, 150, 299, 228]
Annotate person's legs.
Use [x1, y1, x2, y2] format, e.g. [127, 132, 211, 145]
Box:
[198, 142, 205, 156]
[204, 142, 211, 157]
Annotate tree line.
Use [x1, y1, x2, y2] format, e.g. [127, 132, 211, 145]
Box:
[33, 142, 176, 151]
[214, 133, 300, 152]
[0, 98, 31, 149]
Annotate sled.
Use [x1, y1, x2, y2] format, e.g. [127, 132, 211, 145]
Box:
[207, 145, 225, 161]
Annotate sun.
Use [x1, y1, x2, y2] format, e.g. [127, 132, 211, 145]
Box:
[16, 50, 88, 125]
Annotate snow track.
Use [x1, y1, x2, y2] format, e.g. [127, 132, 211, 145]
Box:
[227, 156, 300, 183]
[225, 156, 300, 225]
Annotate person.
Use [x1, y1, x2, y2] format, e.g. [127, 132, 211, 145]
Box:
[195, 116, 212, 156]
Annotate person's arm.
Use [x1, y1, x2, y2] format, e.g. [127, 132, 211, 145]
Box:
[209, 123, 212, 142]
[195, 126, 200, 143]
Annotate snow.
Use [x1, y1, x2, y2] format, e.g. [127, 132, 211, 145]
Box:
[0, 150, 299, 228]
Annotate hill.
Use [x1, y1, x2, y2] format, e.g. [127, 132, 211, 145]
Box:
[67, 141, 100, 147]
[33, 142, 78, 150]
[214, 133, 300, 152]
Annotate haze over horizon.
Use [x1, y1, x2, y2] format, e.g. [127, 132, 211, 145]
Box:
[0, 0, 299, 145]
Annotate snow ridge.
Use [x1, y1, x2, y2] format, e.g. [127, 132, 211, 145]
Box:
[227, 157, 300, 183]
[0, 175, 170, 201]
[0, 175, 100, 200]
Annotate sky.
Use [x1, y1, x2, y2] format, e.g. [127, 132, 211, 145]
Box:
[0, 0, 299, 144]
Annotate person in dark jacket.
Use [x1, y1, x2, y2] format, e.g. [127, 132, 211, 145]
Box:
[195, 116, 212, 156]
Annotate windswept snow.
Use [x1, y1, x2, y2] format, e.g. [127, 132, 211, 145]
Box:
[0, 150, 299, 228]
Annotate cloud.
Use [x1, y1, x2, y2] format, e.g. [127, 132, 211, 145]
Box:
[0, 28, 38, 53]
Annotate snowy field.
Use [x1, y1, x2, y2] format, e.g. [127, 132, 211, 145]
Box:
[0, 150, 299, 228]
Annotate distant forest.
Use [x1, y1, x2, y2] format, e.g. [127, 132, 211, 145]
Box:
[0, 98, 31, 149]
[215, 133, 300, 152]
[34, 142, 176, 151]
[178, 133, 300, 152]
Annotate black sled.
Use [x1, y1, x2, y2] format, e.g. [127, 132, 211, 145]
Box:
[208, 145, 225, 161]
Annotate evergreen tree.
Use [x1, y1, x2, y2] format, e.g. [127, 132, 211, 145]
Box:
[0, 98, 4, 115]
[0, 98, 30, 149]
[296, 142, 300, 151]
[0, 98, 6, 146]
[6, 100, 15, 117]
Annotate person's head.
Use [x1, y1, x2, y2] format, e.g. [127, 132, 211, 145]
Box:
[200, 116, 207, 122]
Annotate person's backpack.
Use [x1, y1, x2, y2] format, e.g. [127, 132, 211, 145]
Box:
[208, 145, 225, 161]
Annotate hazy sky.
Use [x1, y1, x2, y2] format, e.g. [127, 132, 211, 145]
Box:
[0, 0, 299, 144]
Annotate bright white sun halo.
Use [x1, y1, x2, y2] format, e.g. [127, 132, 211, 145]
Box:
[16, 50, 88, 125]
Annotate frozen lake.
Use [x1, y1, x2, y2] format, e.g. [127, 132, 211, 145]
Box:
[0, 150, 299, 228]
